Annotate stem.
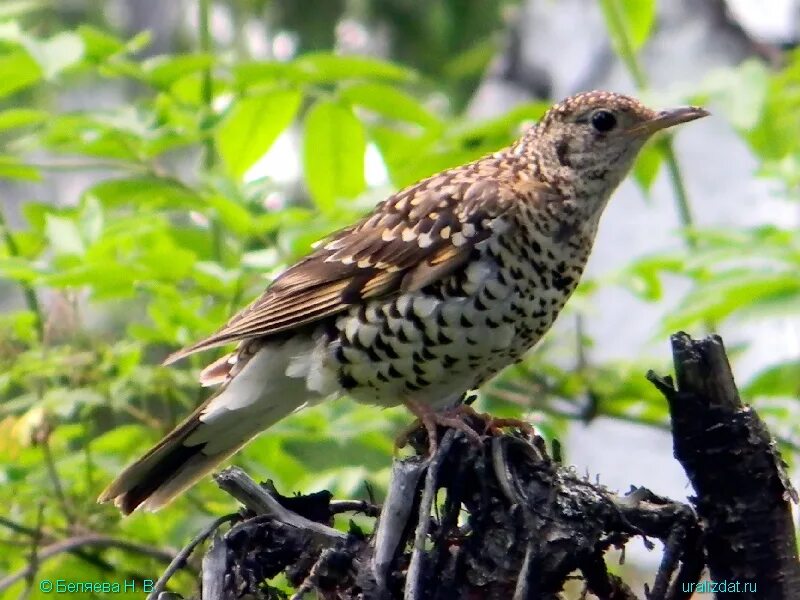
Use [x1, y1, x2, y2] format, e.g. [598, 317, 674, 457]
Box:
[601, 0, 706, 319]
[199, 0, 214, 169]
[600, 0, 698, 236]
[0, 206, 44, 341]
[41, 437, 75, 525]
[198, 0, 223, 263]
[660, 139, 698, 248]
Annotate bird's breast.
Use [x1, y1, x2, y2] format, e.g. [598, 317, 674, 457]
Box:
[324, 225, 592, 408]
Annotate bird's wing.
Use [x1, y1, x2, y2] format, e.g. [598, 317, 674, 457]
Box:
[164, 168, 553, 365]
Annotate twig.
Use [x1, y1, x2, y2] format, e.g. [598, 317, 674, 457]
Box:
[512, 540, 538, 600]
[0, 516, 116, 574]
[201, 532, 228, 600]
[21, 504, 44, 600]
[290, 547, 337, 600]
[371, 458, 428, 596]
[648, 524, 684, 600]
[213, 467, 346, 544]
[404, 430, 456, 600]
[41, 436, 75, 525]
[148, 513, 237, 599]
[0, 534, 179, 592]
[329, 499, 381, 517]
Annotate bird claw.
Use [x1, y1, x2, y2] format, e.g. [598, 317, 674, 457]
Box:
[397, 400, 535, 456]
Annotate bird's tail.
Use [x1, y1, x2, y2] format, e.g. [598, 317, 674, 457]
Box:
[98, 339, 320, 514]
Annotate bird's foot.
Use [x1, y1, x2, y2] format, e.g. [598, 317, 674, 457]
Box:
[454, 404, 537, 438]
[396, 400, 535, 456]
[397, 399, 484, 456]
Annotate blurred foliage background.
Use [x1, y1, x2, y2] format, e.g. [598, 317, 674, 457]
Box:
[0, 0, 798, 597]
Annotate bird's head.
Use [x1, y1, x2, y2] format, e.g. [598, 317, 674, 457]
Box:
[521, 91, 708, 210]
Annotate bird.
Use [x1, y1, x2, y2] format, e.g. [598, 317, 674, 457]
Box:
[98, 90, 708, 514]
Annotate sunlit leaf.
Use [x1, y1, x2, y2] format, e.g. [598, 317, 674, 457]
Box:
[45, 214, 85, 256]
[0, 108, 46, 131]
[86, 177, 202, 209]
[665, 271, 800, 330]
[0, 257, 41, 282]
[295, 52, 417, 83]
[0, 155, 39, 180]
[340, 82, 440, 128]
[700, 60, 769, 131]
[216, 89, 302, 180]
[0, 49, 41, 97]
[20, 31, 84, 79]
[206, 196, 256, 236]
[744, 361, 800, 398]
[303, 100, 367, 211]
[600, 0, 656, 53]
[77, 24, 125, 61]
[633, 141, 664, 194]
[142, 53, 214, 88]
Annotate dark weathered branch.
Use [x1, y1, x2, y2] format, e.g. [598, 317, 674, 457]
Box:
[213, 466, 346, 545]
[647, 332, 800, 599]
[170, 426, 701, 599]
[150, 332, 798, 599]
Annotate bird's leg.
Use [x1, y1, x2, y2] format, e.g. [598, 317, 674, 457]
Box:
[397, 399, 484, 455]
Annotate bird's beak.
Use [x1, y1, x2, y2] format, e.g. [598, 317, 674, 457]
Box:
[629, 106, 710, 136]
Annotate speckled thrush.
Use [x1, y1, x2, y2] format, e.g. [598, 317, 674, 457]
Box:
[98, 91, 708, 514]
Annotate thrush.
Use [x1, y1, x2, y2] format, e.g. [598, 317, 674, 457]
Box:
[98, 91, 708, 514]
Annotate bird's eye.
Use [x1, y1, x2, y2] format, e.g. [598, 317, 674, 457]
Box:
[590, 110, 617, 133]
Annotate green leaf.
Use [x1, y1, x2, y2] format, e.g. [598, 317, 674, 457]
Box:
[79, 196, 104, 243]
[294, 52, 417, 83]
[744, 361, 800, 398]
[665, 271, 800, 330]
[45, 215, 85, 256]
[600, 0, 655, 53]
[206, 196, 256, 236]
[0, 155, 39, 180]
[21, 31, 84, 79]
[0, 257, 41, 282]
[142, 53, 214, 88]
[0, 108, 46, 131]
[77, 25, 125, 62]
[443, 36, 497, 80]
[233, 61, 306, 88]
[633, 141, 664, 194]
[0, 49, 41, 98]
[86, 177, 202, 209]
[340, 82, 440, 128]
[216, 89, 302, 180]
[701, 60, 769, 131]
[303, 100, 367, 211]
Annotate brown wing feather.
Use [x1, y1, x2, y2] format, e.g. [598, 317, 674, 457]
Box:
[164, 164, 555, 365]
